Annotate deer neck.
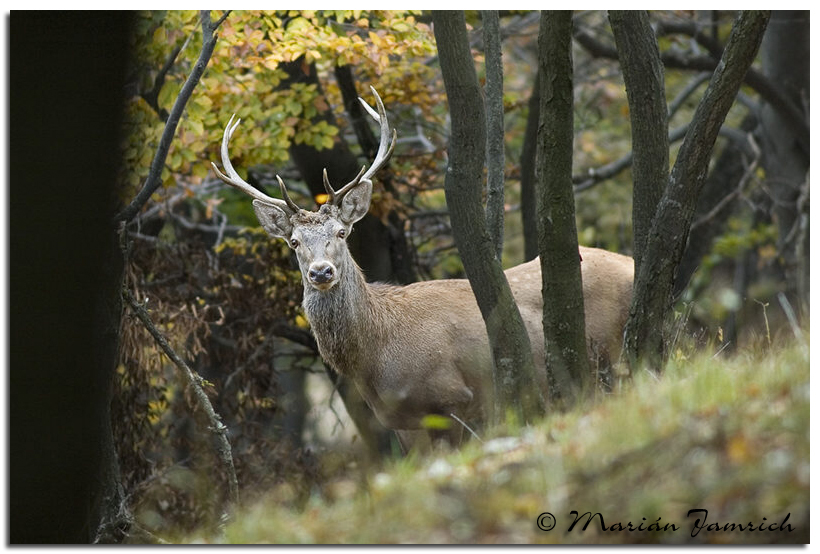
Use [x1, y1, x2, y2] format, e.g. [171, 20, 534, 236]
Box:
[301, 257, 379, 378]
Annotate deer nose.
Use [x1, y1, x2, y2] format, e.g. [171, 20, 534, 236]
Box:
[308, 262, 335, 285]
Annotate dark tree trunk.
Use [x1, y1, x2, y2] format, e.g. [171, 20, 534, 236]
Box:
[757, 10, 810, 307]
[609, 10, 669, 276]
[622, 11, 771, 368]
[482, 10, 505, 261]
[433, 11, 542, 421]
[536, 11, 590, 406]
[10, 12, 132, 543]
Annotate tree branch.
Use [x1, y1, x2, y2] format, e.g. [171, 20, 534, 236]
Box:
[122, 287, 239, 506]
[140, 27, 195, 121]
[115, 11, 230, 223]
[574, 14, 808, 151]
[690, 133, 760, 231]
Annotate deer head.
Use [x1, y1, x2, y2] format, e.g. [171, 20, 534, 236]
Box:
[212, 86, 396, 292]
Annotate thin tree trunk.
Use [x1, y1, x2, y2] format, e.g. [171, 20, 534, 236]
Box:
[482, 10, 505, 261]
[608, 10, 669, 276]
[433, 10, 542, 421]
[536, 11, 590, 406]
[622, 11, 771, 369]
[757, 10, 809, 306]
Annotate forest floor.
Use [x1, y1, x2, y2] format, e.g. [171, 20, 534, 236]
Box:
[189, 332, 809, 545]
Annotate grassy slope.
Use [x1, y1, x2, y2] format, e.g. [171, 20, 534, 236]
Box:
[202, 338, 809, 544]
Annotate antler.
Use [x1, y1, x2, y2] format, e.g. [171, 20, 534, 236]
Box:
[211, 114, 301, 213]
[324, 86, 397, 206]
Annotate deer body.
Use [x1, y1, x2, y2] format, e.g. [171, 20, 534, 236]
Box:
[213, 87, 634, 443]
[301, 245, 633, 432]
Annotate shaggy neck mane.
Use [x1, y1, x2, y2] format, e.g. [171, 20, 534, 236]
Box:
[301, 258, 387, 377]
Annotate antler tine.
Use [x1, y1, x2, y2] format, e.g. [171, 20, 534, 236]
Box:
[324, 87, 396, 206]
[325, 166, 367, 205]
[211, 114, 297, 213]
[276, 175, 302, 213]
[359, 85, 397, 183]
[322, 168, 335, 203]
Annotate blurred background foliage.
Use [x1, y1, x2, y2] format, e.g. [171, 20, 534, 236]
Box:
[114, 10, 806, 539]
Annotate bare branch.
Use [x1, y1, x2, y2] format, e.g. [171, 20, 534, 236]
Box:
[690, 133, 760, 231]
[574, 14, 808, 151]
[122, 287, 239, 506]
[116, 11, 230, 223]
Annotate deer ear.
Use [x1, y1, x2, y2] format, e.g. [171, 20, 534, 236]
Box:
[252, 200, 293, 239]
[339, 179, 373, 225]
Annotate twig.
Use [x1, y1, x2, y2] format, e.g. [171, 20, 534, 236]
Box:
[753, 299, 771, 349]
[449, 413, 483, 443]
[691, 133, 760, 231]
[668, 72, 711, 118]
[777, 292, 805, 345]
[711, 341, 731, 359]
[122, 287, 239, 506]
[116, 10, 230, 223]
[573, 124, 689, 192]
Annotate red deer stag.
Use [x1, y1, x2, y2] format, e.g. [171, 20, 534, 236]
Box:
[212, 87, 634, 447]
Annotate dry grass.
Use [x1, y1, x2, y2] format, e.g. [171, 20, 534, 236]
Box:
[186, 335, 809, 544]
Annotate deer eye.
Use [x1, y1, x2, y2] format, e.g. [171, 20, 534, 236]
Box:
[337, 229, 346, 239]
[290, 238, 300, 248]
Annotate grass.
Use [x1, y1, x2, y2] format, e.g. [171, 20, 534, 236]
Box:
[189, 336, 809, 544]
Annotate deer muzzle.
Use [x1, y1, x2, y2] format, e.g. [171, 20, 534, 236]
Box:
[308, 261, 337, 290]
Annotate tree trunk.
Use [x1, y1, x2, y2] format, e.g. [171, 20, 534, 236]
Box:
[482, 10, 505, 261]
[608, 10, 669, 276]
[433, 10, 542, 421]
[536, 11, 590, 406]
[622, 11, 771, 369]
[757, 10, 810, 307]
[10, 12, 132, 543]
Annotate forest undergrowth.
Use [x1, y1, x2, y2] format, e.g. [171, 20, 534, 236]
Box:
[178, 327, 809, 544]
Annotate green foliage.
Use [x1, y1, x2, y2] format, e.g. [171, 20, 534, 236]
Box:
[119, 10, 439, 203]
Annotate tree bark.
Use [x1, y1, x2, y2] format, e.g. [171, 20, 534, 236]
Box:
[608, 10, 669, 276]
[622, 11, 771, 369]
[433, 11, 542, 421]
[536, 11, 590, 406]
[757, 10, 810, 306]
[10, 12, 132, 543]
[482, 10, 505, 261]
